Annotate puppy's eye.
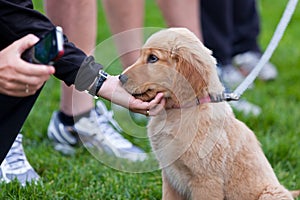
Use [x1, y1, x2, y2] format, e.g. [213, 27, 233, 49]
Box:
[147, 54, 159, 63]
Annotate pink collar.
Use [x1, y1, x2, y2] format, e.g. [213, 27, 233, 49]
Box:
[171, 96, 212, 109]
[170, 92, 238, 109]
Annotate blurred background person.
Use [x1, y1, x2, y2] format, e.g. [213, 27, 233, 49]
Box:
[199, 0, 278, 115]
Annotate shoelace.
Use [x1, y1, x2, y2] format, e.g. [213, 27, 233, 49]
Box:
[93, 103, 132, 148]
[98, 109, 122, 133]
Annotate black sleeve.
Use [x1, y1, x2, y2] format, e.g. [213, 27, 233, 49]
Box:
[0, 0, 103, 89]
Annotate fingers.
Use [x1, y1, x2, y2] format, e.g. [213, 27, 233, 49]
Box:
[19, 62, 55, 76]
[98, 76, 166, 116]
[148, 92, 164, 108]
[0, 79, 45, 97]
[0, 34, 55, 97]
[0, 85, 38, 97]
[147, 93, 166, 116]
[5, 60, 54, 92]
[0, 67, 53, 97]
[15, 34, 39, 54]
[148, 97, 166, 116]
[129, 92, 166, 116]
[8, 65, 53, 84]
[13, 34, 55, 88]
[15, 34, 55, 76]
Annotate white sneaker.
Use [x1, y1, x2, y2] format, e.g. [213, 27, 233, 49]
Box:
[75, 101, 147, 162]
[47, 111, 78, 155]
[0, 134, 40, 186]
[219, 64, 245, 89]
[229, 99, 261, 116]
[233, 51, 278, 81]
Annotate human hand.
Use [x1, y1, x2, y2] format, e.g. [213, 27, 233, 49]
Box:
[0, 34, 55, 97]
[98, 75, 166, 116]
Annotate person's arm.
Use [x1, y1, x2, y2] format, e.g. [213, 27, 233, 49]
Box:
[0, 0, 165, 115]
[72, 55, 166, 115]
[0, 0, 88, 87]
[0, 34, 55, 96]
[99, 75, 165, 116]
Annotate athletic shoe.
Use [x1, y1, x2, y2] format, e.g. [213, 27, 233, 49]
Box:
[112, 103, 148, 125]
[47, 111, 78, 155]
[229, 99, 261, 116]
[232, 51, 278, 81]
[0, 134, 40, 186]
[217, 65, 261, 116]
[219, 64, 245, 89]
[75, 101, 147, 162]
[48, 101, 147, 161]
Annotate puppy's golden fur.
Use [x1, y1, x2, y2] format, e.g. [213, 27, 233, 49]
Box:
[121, 28, 299, 200]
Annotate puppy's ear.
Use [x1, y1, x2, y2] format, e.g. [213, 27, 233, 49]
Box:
[172, 47, 209, 97]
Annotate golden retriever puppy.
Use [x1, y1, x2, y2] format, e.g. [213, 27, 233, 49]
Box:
[119, 28, 299, 200]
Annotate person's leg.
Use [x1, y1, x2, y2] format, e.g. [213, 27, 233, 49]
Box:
[103, 0, 202, 68]
[0, 93, 40, 164]
[200, 0, 234, 65]
[102, 0, 144, 68]
[231, 0, 277, 80]
[1, 1, 97, 184]
[200, 0, 245, 89]
[44, 0, 97, 116]
[43, 0, 98, 155]
[232, 0, 260, 55]
[200, 0, 261, 116]
[156, 0, 202, 40]
[45, 0, 147, 160]
[0, 92, 41, 186]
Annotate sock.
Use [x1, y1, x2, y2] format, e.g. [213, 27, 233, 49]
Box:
[58, 111, 74, 126]
[58, 109, 92, 126]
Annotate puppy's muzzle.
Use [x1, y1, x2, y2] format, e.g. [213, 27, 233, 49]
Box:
[119, 74, 128, 85]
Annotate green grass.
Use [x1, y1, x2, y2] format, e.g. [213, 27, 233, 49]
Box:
[1, 0, 300, 199]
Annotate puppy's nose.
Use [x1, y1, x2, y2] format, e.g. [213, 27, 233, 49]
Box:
[119, 74, 128, 84]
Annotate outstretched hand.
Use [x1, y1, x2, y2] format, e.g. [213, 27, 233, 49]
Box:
[98, 75, 166, 116]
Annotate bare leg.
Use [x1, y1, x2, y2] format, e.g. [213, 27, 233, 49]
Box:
[103, 0, 202, 70]
[102, 0, 144, 68]
[44, 0, 97, 116]
[156, 0, 203, 41]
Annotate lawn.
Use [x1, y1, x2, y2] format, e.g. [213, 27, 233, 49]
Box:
[1, 0, 300, 199]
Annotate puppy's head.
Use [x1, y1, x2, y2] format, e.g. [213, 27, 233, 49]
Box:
[120, 28, 224, 107]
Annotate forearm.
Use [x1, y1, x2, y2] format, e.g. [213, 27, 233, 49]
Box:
[94, 74, 166, 116]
